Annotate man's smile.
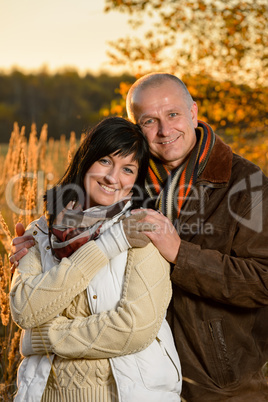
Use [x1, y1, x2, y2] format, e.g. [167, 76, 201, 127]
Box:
[158, 135, 181, 145]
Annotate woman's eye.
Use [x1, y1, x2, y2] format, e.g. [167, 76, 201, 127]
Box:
[99, 158, 110, 165]
[123, 167, 134, 174]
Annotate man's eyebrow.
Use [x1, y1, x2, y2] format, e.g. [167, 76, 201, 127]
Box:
[139, 114, 154, 122]
[140, 108, 181, 121]
[166, 108, 181, 114]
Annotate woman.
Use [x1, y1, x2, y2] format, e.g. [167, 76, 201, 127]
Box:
[10, 117, 182, 402]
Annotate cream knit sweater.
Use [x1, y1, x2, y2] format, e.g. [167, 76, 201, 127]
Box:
[10, 238, 171, 402]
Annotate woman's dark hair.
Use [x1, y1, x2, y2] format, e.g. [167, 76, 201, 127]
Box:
[45, 117, 149, 224]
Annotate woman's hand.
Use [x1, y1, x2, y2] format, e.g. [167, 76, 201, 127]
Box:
[9, 223, 35, 273]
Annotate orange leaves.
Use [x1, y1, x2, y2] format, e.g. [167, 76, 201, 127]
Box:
[99, 72, 267, 176]
[231, 135, 268, 175]
[100, 81, 133, 117]
[116, 81, 132, 99]
[182, 74, 268, 161]
[105, 0, 268, 86]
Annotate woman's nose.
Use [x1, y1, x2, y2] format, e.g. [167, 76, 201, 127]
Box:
[105, 168, 119, 183]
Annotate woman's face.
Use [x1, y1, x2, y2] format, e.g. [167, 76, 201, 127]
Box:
[83, 152, 139, 207]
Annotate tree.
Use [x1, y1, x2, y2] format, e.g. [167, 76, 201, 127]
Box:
[0, 70, 135, 142]
[105, 0, 268, 86]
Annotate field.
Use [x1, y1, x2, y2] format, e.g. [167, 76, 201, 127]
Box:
[0, 122, 267, 399]
[0, 123, 81, 400]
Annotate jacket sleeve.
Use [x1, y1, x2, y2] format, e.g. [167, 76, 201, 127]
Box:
[10, 240, 108, 329]
[171, 183, 268, 308]
[27, 244, 172, 359]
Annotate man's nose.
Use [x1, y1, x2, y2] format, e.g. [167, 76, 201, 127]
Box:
[158, 119, 172, 136]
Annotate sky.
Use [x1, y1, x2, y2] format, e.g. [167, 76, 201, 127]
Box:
[0, 0, 138, 75]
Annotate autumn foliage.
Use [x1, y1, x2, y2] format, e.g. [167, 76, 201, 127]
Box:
[103, 0, 268, 173]
[105, 0, 268, 86]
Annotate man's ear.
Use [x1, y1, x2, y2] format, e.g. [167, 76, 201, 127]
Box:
[191, 102, 198, 128]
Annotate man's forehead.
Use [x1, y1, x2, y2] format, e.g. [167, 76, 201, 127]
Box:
[133, 91, 186, 117]
[133, 81, 185, 104]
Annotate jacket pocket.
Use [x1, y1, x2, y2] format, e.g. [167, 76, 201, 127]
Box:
[134, 336, 181, 392]
[207, 318, 237, 388]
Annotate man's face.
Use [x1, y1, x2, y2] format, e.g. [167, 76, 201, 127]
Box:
[132, 81, 198, 170]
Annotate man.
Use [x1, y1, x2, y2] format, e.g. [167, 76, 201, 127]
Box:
[10, 73, 268, 401]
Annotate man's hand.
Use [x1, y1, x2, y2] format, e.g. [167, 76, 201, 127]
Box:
[9, 223, 35, 273]
[95, 212, 155, 260]
[131, 209, 181, 264]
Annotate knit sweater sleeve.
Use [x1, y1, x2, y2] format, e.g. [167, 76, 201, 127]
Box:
[10, 241, 108, 329]
[30, 243, 172, 359]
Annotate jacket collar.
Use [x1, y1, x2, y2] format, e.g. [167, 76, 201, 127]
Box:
[198, 134, 233, 184]
[35, 215, 49, 234]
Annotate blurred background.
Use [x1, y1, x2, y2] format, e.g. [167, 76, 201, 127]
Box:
[0, 0, 267, 150]
[0, 1, 267, 398]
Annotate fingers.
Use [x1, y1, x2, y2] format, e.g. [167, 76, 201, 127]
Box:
[131, 208, 165, 220]
[10, 261, 19, 274]
[15, 222, 26, 236]
[12, 235, 35, 246]
[121, 210, 148, 221]
[131, 209, 168, 227]
[131, 209, 180, 263]
[123, 219, 156, 234]
[131, 208, 154, 215]
[9, 237, 35, 267]
[129, 208, 177, 237]
[122, 213, 154, 248]
[9, 247, 29, 265]
[123, 213, 156, 232]
[66, 201, 75, 209]
[135, 221, 156, 232]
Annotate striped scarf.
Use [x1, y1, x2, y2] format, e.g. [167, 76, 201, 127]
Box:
[49, 198, 131, 260]
[145, 121, 215, 223]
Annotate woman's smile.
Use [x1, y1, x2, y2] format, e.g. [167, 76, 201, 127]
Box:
[98, 183, 118, 193]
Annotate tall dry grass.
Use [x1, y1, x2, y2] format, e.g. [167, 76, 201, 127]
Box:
[0, 122, 82, 400]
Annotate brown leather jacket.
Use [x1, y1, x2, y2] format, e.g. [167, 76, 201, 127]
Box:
[167, 135, 268, 401]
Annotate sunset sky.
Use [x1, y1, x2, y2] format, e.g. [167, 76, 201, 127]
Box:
[0, 0, 138, 75]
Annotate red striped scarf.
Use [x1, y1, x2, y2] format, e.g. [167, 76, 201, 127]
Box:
[49, 198, 131, 260]
[145, 121, 215, 223]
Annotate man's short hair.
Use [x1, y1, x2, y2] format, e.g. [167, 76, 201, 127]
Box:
[126, 73, 194, 122]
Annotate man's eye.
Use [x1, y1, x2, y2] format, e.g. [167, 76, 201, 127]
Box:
[169, 112, 178, 117]
[143, 118, 155, 126]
